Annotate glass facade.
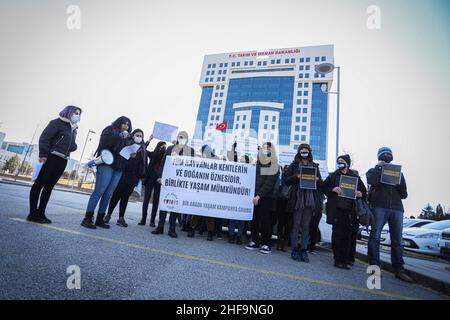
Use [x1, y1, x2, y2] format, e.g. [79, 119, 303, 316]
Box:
[310, 83, 328, 160]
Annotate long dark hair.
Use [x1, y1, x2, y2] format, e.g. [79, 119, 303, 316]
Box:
[151, 141, 166, 165]
[111, 116, 132, 133]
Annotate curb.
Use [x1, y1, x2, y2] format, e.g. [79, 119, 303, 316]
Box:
[0, 178, 92, 196]
[354, 251, 450, 296]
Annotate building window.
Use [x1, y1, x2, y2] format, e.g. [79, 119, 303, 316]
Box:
[276, 59, 281, 64]
[304, 83, 309, 88]
[243, 115, 246, 120]
[223, 70, 227, 75]
[301, 135, 306, 141]
[302, 126, 307, 132]
[303, 108, 308, 113]
[291, 58, 295, 63]
[213, 100, 217, 105]
[205, 78, 209, 82]
[212, 63, 216, 68]
[206, 71, 210, 75]
[272, 124, 275, 130]
[299, 66, 304, 71]
[210, 115, 214, 120]
[244, 61, 248, 66]
[299, 74, 304, 78]
[237, 115, 240, 121]
[209, 77, 213, 82]
[303, 99, 308, 104]
[314, 73, 319, 78]
[305, 65, 310, 70]
[214, 92, 218, 97]
[232, 62, 235, 67]
[219, 63, 223, 67]
[272, 116, 276, 122]
[315, 57, 320, 62]
[264, 115, 269, 121]
[242, 123, 246, 129]
[294, 135, 300, 141]
[300, 58, 304, 63]
[263, 61, 267, 66]
[249, 61, 253, 66]
[296, 108, 301, 113]
[236, 62, 240, 66]
[285, 58, 289, 63]
[296, 117, 300, 122]
[219, 92, 223, 97]
[321, 56, 326, 61]
[221, 85, 225, 89]
[302, 116, 307, 122]
[321, 74, 325, 78]
[264, 124, 268, 129]
[217, 108, 221, 112]
[295, 126, 300, 131]
[298, 83, 302, 88]
[218, 100, 222, 105]
[297, 99, 302, 105]
[305, 57, 310, 62]
[235, 124, 239, 129]
[304, 91, 308, 96]
[271, 59, 275, 64]
[217, 77, 220, 81]
[215, 115, 219, 120]
[257, 61, 261, 66]
[211, 70, 215, 75]
[218, 70, 222, 75]
[207, 64, 211, 68]
[305, 74, 310, 79]
[212, 107, 216, 112]
[297, 91, 302, 96]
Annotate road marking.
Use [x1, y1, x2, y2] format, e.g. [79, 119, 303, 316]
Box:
[9, 218, 422, 300]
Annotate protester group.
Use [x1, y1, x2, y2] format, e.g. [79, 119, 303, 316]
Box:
[26, 105, 414, 283]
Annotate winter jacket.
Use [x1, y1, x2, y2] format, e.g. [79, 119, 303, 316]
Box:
[284, 159, 324, 213]
[38, 117, 78, 159]
[366, 164, 407, 212]
[255, 161, 279, 199]
[324, 169, 367, 224]
[119, 145, 147, 187]
[94, 126, 129, 171]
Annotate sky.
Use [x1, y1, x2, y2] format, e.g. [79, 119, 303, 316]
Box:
[0, 0, 449, 215]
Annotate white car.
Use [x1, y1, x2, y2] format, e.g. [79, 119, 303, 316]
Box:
[318, 213, 333, 244]
[402, 220, 450, 256]
[359, 218, 433, 246]
[438, 228, 450, 260]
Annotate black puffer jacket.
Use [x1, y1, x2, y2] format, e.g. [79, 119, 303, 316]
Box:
[324, 169, 367, 224]
[366, 164, 407, 212]
[39, 118, 78, 158]
[94, 117, 132, 171]
[120, 147, 147, 187]
[284, 159, 324, 213]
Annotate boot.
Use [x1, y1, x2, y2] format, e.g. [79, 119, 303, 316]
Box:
[95, 213, 110, 229]
[81, 212, 96, 229]
[149, 220, 156, 228]
[151, 227, 163, 235]
[168, 229, 178, 238]
[300, 249, 310, 263]
[116, 217, 128, 227]
[291, 247, 300, 261]
[138, 213, 147, 226]
[276, 239, 283, 251]
[26, 213, 45, 224]
[104, 213, 112, 224]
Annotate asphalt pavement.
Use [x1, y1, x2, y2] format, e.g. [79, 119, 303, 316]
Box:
[0, 183, 447, 300]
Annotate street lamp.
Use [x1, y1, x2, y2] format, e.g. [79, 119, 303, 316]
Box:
[71, 129, 95, 189]
[315, 62, 341, 161]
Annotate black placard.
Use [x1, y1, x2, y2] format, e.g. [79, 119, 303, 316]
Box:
[381, 164, 402, 186]
[339, 175, 358, 200]
[299, 167, 317, 190]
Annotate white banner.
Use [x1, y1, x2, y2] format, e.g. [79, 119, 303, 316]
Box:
[159, 156, 256, 220]
[152, 121, 178, 142]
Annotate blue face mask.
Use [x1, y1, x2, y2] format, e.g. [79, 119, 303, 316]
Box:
[262, 151, 271, 157]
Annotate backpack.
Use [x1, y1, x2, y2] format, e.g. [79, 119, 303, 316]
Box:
[355, 198, 373, 228]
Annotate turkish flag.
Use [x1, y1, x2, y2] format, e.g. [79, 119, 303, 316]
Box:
[216, 121, 228, 131]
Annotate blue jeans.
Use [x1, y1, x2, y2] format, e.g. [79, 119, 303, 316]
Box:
[368, 207, 405, 272]
[86, 165, 122, 214]
[157, 211, 178, 232]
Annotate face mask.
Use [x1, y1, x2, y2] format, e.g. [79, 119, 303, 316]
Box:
[380, 154, 393, 163]
[134, 137, 142, 144]
[337, 163, 347, 170]
[300, 152, 309, 159]
[262, 151, 271, 157]
[178, 138, 187, 145]
[71, 114, 80, 123]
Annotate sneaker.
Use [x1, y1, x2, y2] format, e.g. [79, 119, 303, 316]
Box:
[395, 271, 414, 283]
[168, 230, 178, 238]
[95, 213, 110, 229]
[151, 227, 163, 235]
[259, 245, 271, 254]
[41, 213, 52, 224]
[116, 217, 128, 227]
[236, 237, 243, 245]
[245, 242, 259, 250]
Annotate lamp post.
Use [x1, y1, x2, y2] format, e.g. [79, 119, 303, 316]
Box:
[315, 63, 341, 161]
[71, 129, 95, 189]
[14, 124, 39, 182]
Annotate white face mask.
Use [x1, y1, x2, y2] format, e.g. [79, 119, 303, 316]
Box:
[134, 137, 143, 144]
[71, 114, 80, 123]
[178, 138, 187, 145]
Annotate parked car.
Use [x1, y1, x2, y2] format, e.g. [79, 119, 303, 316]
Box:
[402, 220, 450, 256]
[358, 218, 433, 246]
[438, 228, 450, 260]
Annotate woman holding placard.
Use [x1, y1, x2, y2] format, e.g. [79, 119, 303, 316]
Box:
[285, 143, 323, 263]
[104, 129, 149, 227]
[324, 154, 367, 270]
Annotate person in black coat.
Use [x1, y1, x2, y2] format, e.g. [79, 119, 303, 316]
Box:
[28, 105, 82, 224]
[104, 129, 148, 227]
[245, 142, 279, 254]
[284, 143, 323, 263]
[81, 116, 132, 229]
[151, 131, 195, 238]
[275, 165, 291, 252]
[139, 140, 166, 227]
[324, 154, 367, 269]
